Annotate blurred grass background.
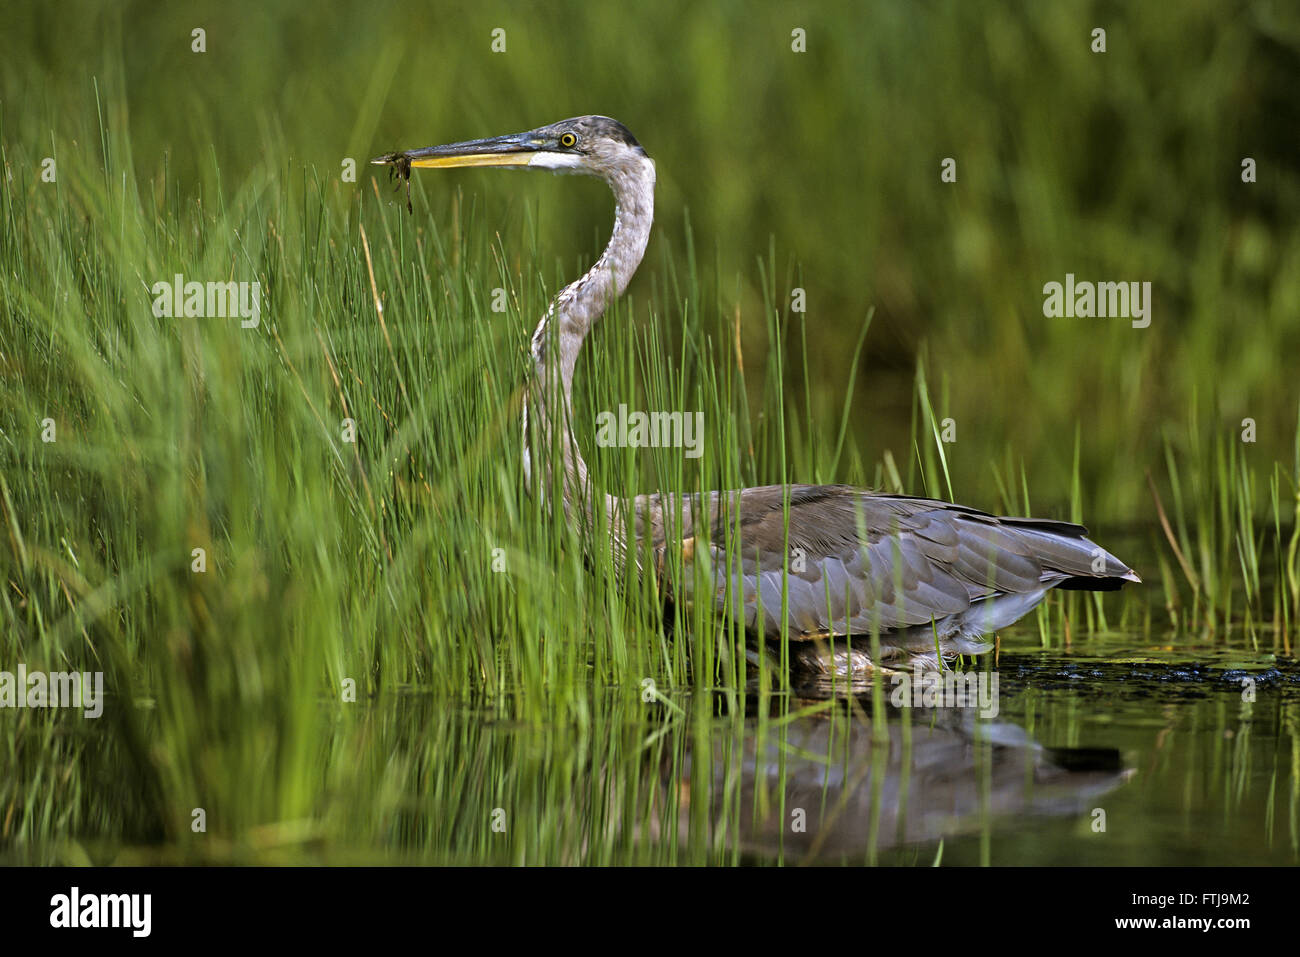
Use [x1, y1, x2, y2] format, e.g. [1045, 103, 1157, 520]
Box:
[0, 0, 1298, 863]
[5, 0, 1298, 511]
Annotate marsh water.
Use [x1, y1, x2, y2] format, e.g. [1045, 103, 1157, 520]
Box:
[16, 546, 1299, 867]
[441, 645, 1295, 866]
[354, 600, 1299, 866]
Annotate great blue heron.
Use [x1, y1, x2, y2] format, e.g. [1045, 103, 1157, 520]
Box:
[372, 115, 1139, 677]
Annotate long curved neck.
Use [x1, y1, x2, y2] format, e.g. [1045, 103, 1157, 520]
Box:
[523, 153, 656, 558]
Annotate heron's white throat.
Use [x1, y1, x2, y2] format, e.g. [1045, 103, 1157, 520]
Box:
[527, 151, 588, 171]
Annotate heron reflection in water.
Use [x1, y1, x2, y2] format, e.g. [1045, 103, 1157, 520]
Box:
[673, 704, 1131, 862]
[373, 116, 1138, 676]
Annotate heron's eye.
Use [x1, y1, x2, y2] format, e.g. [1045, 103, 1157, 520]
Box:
[559, 132, 578, 148]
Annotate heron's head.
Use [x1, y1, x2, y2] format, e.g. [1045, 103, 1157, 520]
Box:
[371, 115, 651, 188]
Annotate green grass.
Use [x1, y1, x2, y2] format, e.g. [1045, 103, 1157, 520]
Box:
[1, 0, 1297, 864]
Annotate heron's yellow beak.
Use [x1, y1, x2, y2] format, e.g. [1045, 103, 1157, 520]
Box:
[409, 152, 531, 169]
[370, 131, 539, 170]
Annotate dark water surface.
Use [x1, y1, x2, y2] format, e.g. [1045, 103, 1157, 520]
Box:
[12, 617, 1296, 866]
[646, 633, 1296, 865]
[354, 625, 1298, 866]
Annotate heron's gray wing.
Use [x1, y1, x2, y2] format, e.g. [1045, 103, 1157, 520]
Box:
[656, 485, 1133, 641]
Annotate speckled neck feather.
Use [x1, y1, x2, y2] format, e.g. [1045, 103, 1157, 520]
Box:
[521, 149, 656, 561]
